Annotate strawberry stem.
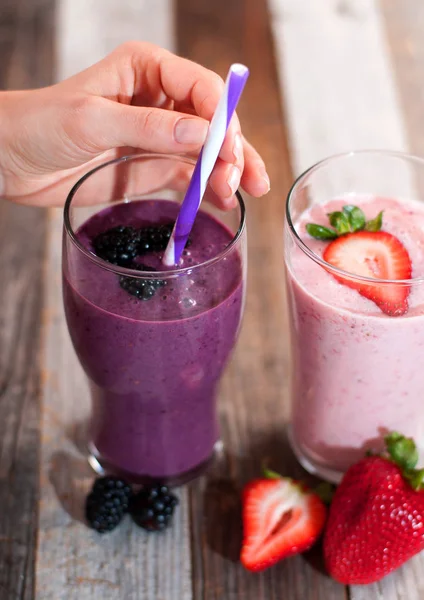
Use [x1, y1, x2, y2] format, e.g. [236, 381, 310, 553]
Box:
[404, 468, 424, 491]
[384, 431, 424, 490]
[314, 482, 336, 505]
[263, 467, 282, 480]
[384, 432, 418, 470]
[307, 205, 383, 240]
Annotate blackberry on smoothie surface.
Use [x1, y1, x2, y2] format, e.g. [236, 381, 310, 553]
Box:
[92, 221, 192, 300]
[138, 222, 192, 254]
[119, 263, 167, 300]
[93, 225, 140, 267]
[93, 221, 192, 263]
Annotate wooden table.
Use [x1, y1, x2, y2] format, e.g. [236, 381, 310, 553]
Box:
[1, 0, 424, 598]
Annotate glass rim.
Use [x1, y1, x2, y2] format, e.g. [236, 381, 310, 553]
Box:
[64, 152, 246, 279]
[286, 149, 424, 286]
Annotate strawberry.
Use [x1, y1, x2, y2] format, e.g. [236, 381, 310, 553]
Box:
[240, 472, 327, 572]
[324, 432, 424, 585]
[323, 231, 412, 316]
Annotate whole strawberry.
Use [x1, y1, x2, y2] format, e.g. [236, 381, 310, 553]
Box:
[324, 432, 424, 584]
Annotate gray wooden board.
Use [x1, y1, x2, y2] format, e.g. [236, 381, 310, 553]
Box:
[1, 0, 424, 597]
[36, 1, 192, 599]
[0, 0, 54, 598]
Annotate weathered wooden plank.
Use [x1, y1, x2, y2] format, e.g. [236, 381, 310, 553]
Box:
[269, 0, 408, 173]
[0, 1, 54, 598]
[271, 0, 423, 599]
[56, 0, 175, 80]
[36, 2, 193, 599]
[346, 2, 424, 599]
[0, 0, 55, 90]
[0, 202, 45, 600]
[177, 0, 347, 598]
[3, 0, 420, 598]
[38, 209, 193, 600]
[382, 0, 424, 158]
[350, 553, 424, 600]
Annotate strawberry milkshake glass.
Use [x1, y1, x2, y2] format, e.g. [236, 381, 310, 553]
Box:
[284, 150, 424, 483]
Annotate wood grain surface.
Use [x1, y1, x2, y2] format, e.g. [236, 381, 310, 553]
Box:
[1, 0, 424, 598]
[37, 1, 194, 599]
[0, 1, 54, 599]
[177, 0, 345, 599]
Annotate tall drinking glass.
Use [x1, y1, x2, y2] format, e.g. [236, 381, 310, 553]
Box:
[285, 150, 424, 483]
[63, 153, 246, 485]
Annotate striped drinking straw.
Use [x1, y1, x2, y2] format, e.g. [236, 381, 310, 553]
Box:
[162, 63, 250, 266]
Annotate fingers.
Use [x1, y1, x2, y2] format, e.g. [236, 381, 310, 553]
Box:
[208, 158, 240, 208]
[218, 121, 244, 168]
[240, 136, 271, 197]
[208, 135, 271, 206]
[82, 40, 228, 121]
[64, 42, 271, 204]
[159, 51, 245, 183]
[68, 96, 210, 156]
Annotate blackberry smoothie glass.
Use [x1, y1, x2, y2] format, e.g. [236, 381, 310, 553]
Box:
[284, 151, 424, 483]
[63, 153, 246, 485]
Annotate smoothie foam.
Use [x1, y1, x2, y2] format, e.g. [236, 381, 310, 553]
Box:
[286, 196, 424, 477]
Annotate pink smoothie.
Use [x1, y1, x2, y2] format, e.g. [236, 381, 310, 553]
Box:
[286, 196, 424, 480]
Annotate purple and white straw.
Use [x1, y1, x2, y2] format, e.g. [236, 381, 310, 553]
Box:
[163, 63, 250, 266]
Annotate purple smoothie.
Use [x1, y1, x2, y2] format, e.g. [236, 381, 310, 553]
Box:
[63, 200, 244, 482]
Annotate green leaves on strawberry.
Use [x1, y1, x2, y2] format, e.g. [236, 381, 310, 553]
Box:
[385, 431, 424, 490]
[304, 224, 338, 240]
[306, 204, 383, 240]
[364, 209, 384, 232]
[385, 431, 420, 473]
[341, 205, 367, 231]
[323, 432, 424, 585]
[306, 203, 412, 316]
[328, 211, 351, 235]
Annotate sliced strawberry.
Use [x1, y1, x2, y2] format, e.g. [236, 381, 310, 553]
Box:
[323, 231, 412, 316]
[240, 478, 326, 572]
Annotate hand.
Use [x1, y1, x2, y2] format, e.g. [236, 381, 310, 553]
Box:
[0, 41, 270, 208]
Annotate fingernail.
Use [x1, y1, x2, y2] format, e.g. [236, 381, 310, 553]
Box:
[233, 133, 243, 164]
[258, 166, 271, 195]
[174, 118, 208, 145]
[227, 166, 241, 196]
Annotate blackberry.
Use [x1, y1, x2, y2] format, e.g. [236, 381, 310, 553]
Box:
[129, 485, 179, 532]
[138, 222, 192, 254]
[138, 222, 174, 254]
[85, 476, 133, 533]
[119, 264, 166, 301]
[93, 226, 141, 267]
[93, 222, 191, 267]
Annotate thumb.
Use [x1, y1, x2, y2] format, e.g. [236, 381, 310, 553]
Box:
[78, 97, 209, 155]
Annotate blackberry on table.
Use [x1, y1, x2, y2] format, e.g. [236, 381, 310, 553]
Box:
[119, 264, 167, 301]
[129, 485, 179, 532]
[85, 476, 133, 533]
[93, 225, 141, 267]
